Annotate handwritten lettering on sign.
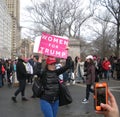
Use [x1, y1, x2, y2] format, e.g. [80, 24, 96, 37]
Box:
[38, 33, 69, 58]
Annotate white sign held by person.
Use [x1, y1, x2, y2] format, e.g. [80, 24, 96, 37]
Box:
[33, 36, 41, 53]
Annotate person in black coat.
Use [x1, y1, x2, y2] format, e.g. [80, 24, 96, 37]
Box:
[11, 55, 28, 103]
[39, 56, 72, 117]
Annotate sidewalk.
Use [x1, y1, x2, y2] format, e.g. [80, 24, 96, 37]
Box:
[75, 78, 120, 90]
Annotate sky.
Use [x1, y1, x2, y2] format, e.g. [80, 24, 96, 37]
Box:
[20, 0, 34, 38]
[20, 0, 31, 26]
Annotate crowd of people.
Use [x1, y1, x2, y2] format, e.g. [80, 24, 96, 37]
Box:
[0, 53, 119, 117]
[0, 55, 120, 88]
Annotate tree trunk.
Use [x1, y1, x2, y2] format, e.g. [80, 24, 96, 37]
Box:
[116, 21, 120, 58]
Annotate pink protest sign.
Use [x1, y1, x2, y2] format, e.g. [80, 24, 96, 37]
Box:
[38, 33, 69, 58]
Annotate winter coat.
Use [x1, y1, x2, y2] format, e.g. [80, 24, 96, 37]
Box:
[28, 59, 34, 67]
[76, 61, 84, 77]
[86, 63, 95, 85]
[16, 58, 27, 81]
[40, 56, 72, 103]
[6, 64, 13, 75]
[102, 60, 111, 71]
[33, 62, 42, 77]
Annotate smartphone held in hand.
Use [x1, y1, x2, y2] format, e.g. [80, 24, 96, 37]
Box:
[94, 82, 108, 111]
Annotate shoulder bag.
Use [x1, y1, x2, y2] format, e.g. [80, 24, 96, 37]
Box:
[59, 82, 72, 106]
[32, 77, 44, 98]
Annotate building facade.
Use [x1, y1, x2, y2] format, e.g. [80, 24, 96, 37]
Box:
[5, 0, 21, 59]
[0, 0, 12, 58]
[69, 39, 80, 59]
[16, 38, 34, 58]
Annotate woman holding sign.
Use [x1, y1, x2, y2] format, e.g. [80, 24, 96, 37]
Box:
[38, 55, 72, 117]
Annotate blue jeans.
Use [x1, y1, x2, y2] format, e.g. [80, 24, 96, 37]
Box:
[104, 70, 110, 79]
[40, 99, 59, 117]
[65, 69, 73, 83]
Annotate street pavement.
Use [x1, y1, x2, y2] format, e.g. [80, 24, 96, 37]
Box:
[0, 79, 120, 117]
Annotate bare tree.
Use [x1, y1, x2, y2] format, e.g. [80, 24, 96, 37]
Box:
[25, 0, 93, 39]
[98, 0, 120, 57]
[87, 9, 116, 57]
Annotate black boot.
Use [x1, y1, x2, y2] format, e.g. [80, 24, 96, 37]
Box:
[22, 97, 28, 101]
[11, 96, 17, 103]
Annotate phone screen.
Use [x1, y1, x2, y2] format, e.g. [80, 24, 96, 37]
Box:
[96, 87, 106, 106]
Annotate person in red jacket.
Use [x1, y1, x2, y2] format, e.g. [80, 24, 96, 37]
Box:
[102, 57, 111, 80]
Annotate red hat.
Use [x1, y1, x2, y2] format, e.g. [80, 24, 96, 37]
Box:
[46, 56, 56, 65]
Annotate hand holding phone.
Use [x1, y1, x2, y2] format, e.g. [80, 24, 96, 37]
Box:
[94, 82, 108, 111]
[96, 90, 120, 117]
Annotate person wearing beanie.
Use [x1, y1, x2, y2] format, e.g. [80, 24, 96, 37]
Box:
[11, 55, 28, 102]
[82, 56, 95, 104]
[39, 55, 72, 117]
